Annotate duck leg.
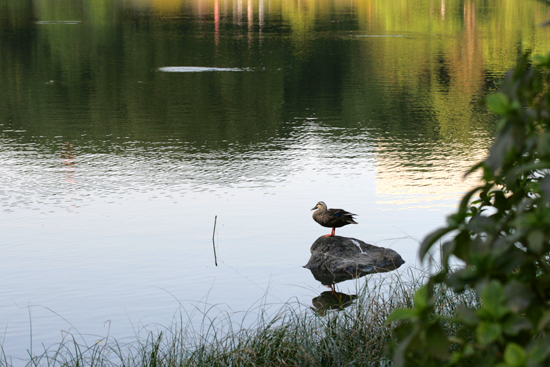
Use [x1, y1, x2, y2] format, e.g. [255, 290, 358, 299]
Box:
[324, 228, 336, 237]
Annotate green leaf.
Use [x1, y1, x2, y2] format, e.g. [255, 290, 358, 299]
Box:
[503, 281, 533, 313]
[537, 310, 550, 332]
[487, 92, 512, 115]
[504, 342, 525, 367]
[466, 214, 495, 233]
[440, 240, 456, 266]
[486, 123, 515, 171]
[448, 351, 462, 365]
[481, 280, 508, 319]
[527, 230, 545, 254]
[446, 267, 478, 292]
[507, 161, 550, 178]
[419, 226, 457, 261]
[528, 335, 550, 362]
[537, 132, 550, 156]
[387, 308, 418, 323]
[458, 186, 485, 215]
[456, 305, 480, 326]
[451, 231, 475, 263]
[476, 321, 501, 345]
[463, 343, 475, 357]
[502, 314, 531, 336]
[413, 285, 431, 310]
[492, 190, 509, 212]
[464, 161, 485, 178]
[540, 175, 550, 199]
[426, 323, 450, 358]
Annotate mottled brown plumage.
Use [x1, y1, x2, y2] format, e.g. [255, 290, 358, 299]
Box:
[311, 201, 358, 237]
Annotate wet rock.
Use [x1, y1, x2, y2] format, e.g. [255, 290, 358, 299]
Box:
[303, 235, 405, 285]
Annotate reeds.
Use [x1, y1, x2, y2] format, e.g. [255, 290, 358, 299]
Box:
[1, 268, 478, 367]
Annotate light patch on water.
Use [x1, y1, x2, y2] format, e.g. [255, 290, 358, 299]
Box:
[36, 20, 82, 25]
[353, 34, 407, 38]
[158, 66, 251, 73]
[374, 135, 491, 210]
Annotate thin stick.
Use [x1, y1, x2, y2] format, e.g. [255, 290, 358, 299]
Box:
[28, 303, 33, 357]
[212, 215, 218, 266]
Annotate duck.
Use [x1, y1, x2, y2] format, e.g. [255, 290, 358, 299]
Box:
[311, 201, 358, 237]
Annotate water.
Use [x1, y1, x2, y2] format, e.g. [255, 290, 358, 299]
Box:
[1, 0, 550, 362]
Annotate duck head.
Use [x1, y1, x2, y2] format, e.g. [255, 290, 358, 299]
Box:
[311, 201, 327, 211]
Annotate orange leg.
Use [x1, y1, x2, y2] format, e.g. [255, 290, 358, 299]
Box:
[324, 228, 336, 237]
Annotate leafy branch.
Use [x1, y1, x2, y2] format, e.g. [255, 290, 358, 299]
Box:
[389, 51, 550, 367]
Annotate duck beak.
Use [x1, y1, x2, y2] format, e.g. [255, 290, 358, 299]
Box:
[311, 206, 318, 211]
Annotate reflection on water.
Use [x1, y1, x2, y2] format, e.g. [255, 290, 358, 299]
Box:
[158, 66, 256, 72]
[375, 134, 492, 209]
[36, 20, 82, 24]
[1, 0, 549, 361]
[0, 127, 490, 213]
[311, 291, 357, 316]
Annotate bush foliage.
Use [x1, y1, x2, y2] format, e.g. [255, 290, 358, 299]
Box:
[389, 52, 550, 366]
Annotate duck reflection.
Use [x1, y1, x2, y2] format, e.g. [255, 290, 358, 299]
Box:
[311, 291, 357, 316]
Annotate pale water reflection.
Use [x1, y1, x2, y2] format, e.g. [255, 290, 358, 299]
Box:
[1, 0, 550, 362]
[36, 20, 82, 24]
[375, 133, 492, 209]
[158, 66, 255, 72]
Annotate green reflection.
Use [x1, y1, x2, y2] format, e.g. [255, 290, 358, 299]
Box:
[0, 0, 549, 152]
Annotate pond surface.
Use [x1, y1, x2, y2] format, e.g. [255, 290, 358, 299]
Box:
[1, 0, 550, 362]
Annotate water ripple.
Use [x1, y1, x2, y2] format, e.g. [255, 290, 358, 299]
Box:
[0, 126, 491, 212]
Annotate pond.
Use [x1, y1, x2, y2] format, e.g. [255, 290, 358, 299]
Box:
[1, 0, 550, 362]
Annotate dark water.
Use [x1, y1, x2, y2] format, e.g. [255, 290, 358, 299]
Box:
[1, 0, 550, 361]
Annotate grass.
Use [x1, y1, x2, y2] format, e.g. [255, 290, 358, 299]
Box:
[1, 268, 478, 367]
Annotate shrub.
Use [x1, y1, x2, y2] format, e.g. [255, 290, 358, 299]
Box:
[389, 51, 550, 366]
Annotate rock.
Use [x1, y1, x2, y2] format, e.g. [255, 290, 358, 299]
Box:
[303, 235, 405, 285]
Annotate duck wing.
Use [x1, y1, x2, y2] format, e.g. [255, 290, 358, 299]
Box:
[327, 208, 358, 224]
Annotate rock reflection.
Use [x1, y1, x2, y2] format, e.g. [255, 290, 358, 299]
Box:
[311, 291, 357, 316]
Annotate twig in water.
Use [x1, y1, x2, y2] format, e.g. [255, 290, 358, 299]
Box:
[212, 215, 218, 266]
